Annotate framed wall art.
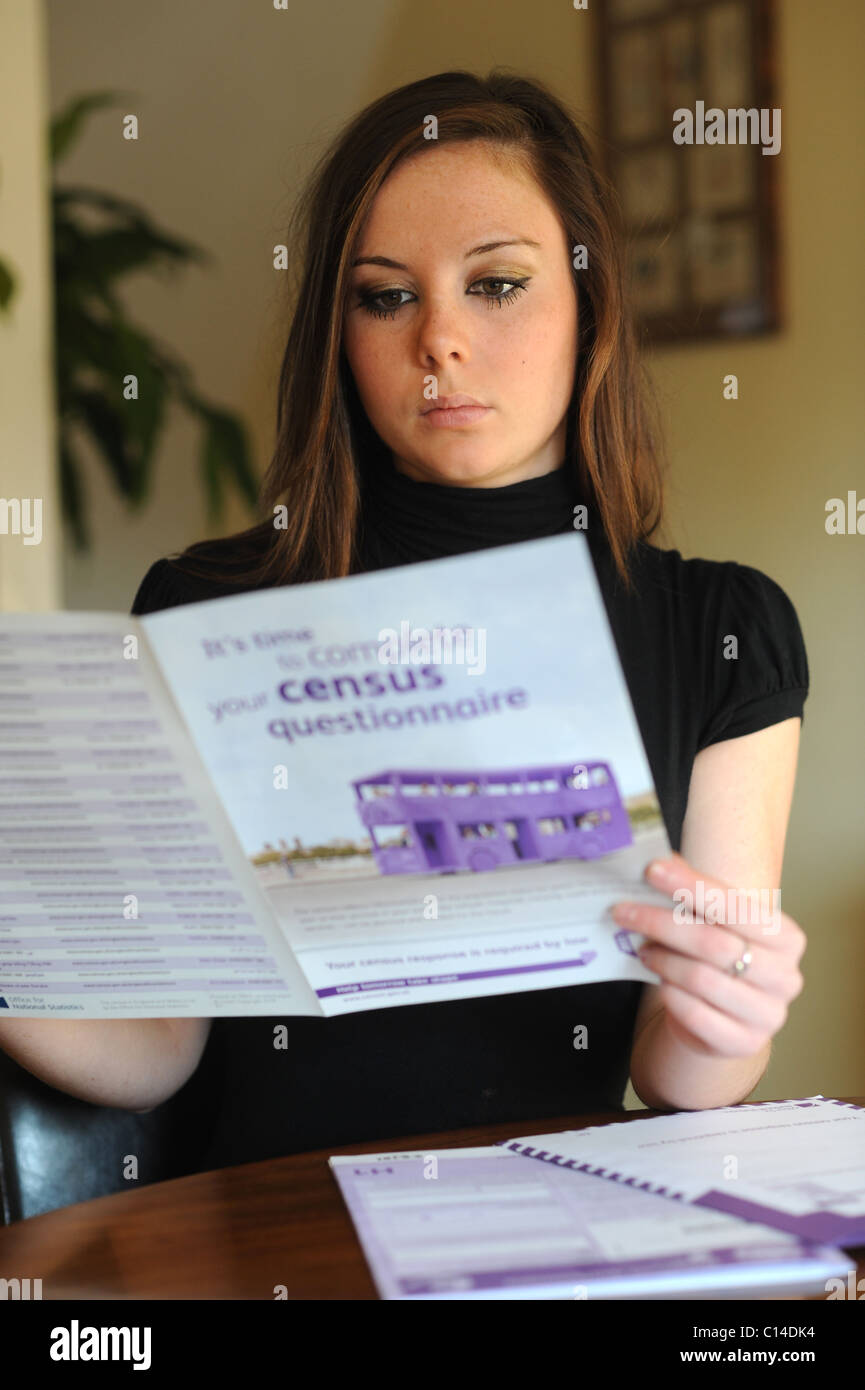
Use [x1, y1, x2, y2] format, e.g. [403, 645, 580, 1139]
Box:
[597, 0, 782, 343]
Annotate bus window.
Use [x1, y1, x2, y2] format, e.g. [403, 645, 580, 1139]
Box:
[575, 811, 602, 830]
[564, 771, 589, 790]
[591, 766, 609, 786]
[538, 816, 567, 835]
[459, 821, 498, 839]
[370, 823, 412, 847]
[486, 782, 508, 795]
[359, 782, 395, 800]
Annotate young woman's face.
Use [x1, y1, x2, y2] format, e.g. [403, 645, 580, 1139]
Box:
[342, 140, 578, 489]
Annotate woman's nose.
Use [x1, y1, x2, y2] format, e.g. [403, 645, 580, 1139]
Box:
[414, 298, 473, 366]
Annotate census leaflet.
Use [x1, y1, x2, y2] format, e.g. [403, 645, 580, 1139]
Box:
[0, 532, 670, 1018]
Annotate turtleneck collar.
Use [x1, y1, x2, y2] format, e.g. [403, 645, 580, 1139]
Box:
[357, 455, 590, 571]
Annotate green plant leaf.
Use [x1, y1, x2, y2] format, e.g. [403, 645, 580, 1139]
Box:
[58, 437, 89, 551]
[51, 89, 259, 542]
[197, 406, 259, 523]
[53, 187, 211, 282]
[50, 91, 135, 166]
[55, 299, 183, 507]
[110, 321, 171, 502]
[70, 389, 143, 498]
[0, 257, 16, 311]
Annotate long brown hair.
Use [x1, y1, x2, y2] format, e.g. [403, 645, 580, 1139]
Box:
[171, 68, 666, 594]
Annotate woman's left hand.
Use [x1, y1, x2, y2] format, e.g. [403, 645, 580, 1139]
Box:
[610, 852, 806, 1059]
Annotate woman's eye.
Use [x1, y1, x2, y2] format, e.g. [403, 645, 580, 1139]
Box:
[357, 276, 530, 319]
[469, 277, 530, 307]
[357, 288, 413, 319]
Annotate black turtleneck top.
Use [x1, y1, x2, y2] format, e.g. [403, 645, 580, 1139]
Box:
[356, 456, 588, 568]
[130, 461, 808, 1167]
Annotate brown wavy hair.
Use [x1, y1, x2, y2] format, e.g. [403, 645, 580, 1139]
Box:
[170, 68, 667, 594]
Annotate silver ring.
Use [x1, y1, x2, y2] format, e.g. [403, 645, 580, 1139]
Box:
[730, 947, 752, 977]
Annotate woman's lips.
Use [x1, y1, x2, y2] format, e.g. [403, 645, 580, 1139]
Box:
[421, 404, 491, 427]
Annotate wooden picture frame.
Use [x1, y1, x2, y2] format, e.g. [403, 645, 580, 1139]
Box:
[597, 0, 782, 343]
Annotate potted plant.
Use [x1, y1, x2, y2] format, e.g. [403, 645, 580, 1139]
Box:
[0, 90, 258, 548]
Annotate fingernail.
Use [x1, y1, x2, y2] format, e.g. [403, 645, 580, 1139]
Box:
[647, 859, 674, 886]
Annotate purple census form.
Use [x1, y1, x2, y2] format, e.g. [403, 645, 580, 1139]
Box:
[329, 1147, 849, 1301]
[500, 1097, 865, 1248]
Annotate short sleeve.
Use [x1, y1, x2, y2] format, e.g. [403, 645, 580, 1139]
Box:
[130, 558, 210, 616]
[697, 562, 809, 750]
[130, 559, 175, 616]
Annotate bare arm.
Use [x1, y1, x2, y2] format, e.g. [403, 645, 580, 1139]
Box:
[630, 717, 802, 1111]
[0, 1017, 212, 1112]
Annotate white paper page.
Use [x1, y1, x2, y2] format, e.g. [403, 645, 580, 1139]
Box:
[329, 1146, 849, 1300]
[264, 850, 660, 1016]
[141, 533, 670, 1016]
[503, 1096, 865, 1244]
[0, 612, 320, 1018]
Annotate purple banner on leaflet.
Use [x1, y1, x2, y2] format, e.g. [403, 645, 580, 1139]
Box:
[317, 952, 598, 998]
[693, 1191, 865, 1248]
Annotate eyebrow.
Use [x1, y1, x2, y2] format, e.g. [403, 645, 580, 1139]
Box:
[350, 238, 542, 270]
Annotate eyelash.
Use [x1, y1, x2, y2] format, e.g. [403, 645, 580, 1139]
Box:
[357, 277, 530, 320]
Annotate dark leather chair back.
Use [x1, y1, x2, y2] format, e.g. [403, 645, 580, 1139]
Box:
[0, 1023, 228, 1224]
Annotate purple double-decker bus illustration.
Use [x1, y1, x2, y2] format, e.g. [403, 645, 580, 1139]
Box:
[352, 763, 632, 875]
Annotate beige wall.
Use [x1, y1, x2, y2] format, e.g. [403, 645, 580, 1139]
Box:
[637, 1, 865, 1107]
[0, 0, 61, 610]
[20, 0, 865, 1103]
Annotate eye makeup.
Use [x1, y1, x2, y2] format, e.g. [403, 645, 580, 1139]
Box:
[355, 275, 531, 320]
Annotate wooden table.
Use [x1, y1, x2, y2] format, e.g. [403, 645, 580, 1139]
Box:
[1, 1101, 862, 1300]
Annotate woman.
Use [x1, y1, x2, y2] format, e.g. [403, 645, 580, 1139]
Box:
[3, 71, 808, 1162]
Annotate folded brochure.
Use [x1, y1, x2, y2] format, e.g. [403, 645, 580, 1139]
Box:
[0, 532, 669, 1018]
